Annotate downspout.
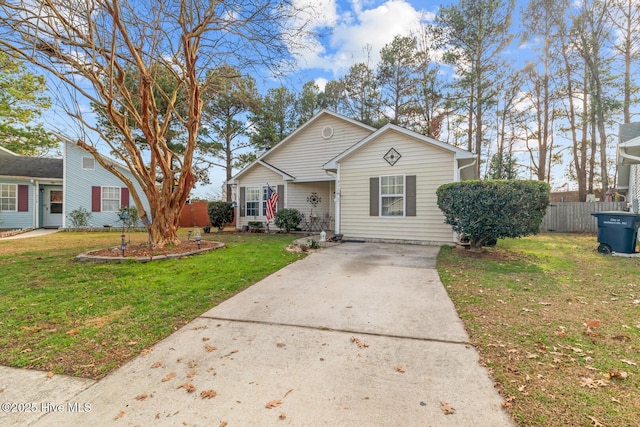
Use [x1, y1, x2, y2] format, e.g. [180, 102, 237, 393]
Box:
[457, 158, 477, 181]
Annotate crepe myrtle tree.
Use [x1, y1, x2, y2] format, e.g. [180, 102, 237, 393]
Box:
[0, 0, 311, 248]
[436, 180, 550, 251]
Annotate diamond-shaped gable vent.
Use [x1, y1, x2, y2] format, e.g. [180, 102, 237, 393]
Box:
[384, 148, 401, 166]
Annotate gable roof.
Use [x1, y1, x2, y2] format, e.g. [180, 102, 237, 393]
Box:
[230, 110, 376, 183]
[0, 155, 63, 179]
[323, 123, 475, 170]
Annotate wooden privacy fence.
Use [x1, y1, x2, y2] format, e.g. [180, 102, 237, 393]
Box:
[541, 202, 627, 233]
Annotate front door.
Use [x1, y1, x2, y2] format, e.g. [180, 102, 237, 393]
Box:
[44, 187, 63, 228]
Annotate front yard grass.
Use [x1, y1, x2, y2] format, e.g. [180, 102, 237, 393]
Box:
[0, 231, 304, 379]
[437, 233, 640, 427]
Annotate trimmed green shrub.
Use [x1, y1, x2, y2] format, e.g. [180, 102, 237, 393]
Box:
[67, 207, 92, 227]
[208, 201, 234, 230]
[436, 180, 550, 250]
[274, 208, 302, 232]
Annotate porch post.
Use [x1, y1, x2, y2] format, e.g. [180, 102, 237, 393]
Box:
[334, 165, 340, 233]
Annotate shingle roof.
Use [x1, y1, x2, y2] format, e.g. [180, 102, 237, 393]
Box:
[0, 155, 63, 179]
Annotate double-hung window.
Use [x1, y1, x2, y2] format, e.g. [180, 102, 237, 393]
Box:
[380, 175, 405, 216]
[101, 186, 121, 212]
[245, 186, 260, 217]
[0, 183, 17, 212]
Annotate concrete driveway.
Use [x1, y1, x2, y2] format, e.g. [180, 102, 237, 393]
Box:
[3, 242, 513, 426]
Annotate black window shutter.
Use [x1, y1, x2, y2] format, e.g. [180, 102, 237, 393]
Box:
[406, 175, 416, 217]
[370, 177, 379, 216]
[277, 185, 284, 210]
[239, 187, 246, 217]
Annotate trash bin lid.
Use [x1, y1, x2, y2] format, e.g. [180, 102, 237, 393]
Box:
[591, 211, 640, 217]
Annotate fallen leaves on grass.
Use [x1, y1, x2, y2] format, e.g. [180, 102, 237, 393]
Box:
[200, 390, 217, 399]
[620, 359, 637, 366]
[588, 415, 603, 426]
[351, 337, 369, 348]
[580, 377, 608, 389]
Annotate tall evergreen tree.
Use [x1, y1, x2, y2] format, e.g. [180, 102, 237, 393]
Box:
[436, 0, 516, 176]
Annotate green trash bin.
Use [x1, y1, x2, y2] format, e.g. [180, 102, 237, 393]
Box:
[591, 211, 640, 254]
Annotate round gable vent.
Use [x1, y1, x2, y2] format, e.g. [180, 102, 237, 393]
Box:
[321, 125, 334, 139]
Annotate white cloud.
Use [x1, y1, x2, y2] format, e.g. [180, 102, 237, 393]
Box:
[292, 0, 435, 78]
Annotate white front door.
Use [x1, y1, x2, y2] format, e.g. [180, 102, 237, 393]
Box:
[44, 187, 63, 228]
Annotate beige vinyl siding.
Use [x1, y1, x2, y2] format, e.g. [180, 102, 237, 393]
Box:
[339, 132, 455, 243]
[237, 165, 283, 229]
[287, 181, 335, 231]
[264, 115, 372, 180]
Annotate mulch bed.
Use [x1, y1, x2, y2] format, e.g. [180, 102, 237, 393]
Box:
[82, 239, 223, 260]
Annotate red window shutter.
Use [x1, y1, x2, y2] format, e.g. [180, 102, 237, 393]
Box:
[121, 187, 129, 207]
[92, 186, 101, 212]
[17, 185, 29, 212]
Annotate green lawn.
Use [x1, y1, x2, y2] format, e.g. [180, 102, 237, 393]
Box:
[437, 233, 640, 427]
[0, 231, 304, 379]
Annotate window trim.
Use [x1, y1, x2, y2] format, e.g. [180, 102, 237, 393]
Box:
[101, 186, 121, 212]
[245, 186, 260, 217]
[0, 183, 17, 212]
[379, 175, 405, 217]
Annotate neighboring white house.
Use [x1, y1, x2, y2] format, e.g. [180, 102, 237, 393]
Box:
[617, 122, 640, 211]
[230, 110, 477, 244]
[0, 140, 150, 230]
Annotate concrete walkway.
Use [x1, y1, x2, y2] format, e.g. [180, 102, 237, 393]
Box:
[1, 242, 514, 426]
[0, 228, 59, 240]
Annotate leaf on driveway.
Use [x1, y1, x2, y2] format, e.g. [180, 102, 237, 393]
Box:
[440, 401, 456, 415]
[351, 337, 369, 348]
[279, 412, 287, 420]
[150, 361, 163, 369]
[179, 382, 196, 393]
[161, 372, 176, 382]
[265, 399, 282, 409]
[115, 410, 125, 419]
[394, 366, 406, 373]
[200, 390, 217, 399]
[135, 393, 148, 401]
[46, 371, 55, 379]
[205, 344, 217, 352]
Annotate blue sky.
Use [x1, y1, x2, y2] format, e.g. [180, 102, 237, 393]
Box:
[284, 0, 439, 88]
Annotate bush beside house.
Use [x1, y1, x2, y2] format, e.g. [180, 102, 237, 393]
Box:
[437, 180, 550, 250]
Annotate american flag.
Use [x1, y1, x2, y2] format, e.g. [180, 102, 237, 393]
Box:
[265, 184, 279, 222]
